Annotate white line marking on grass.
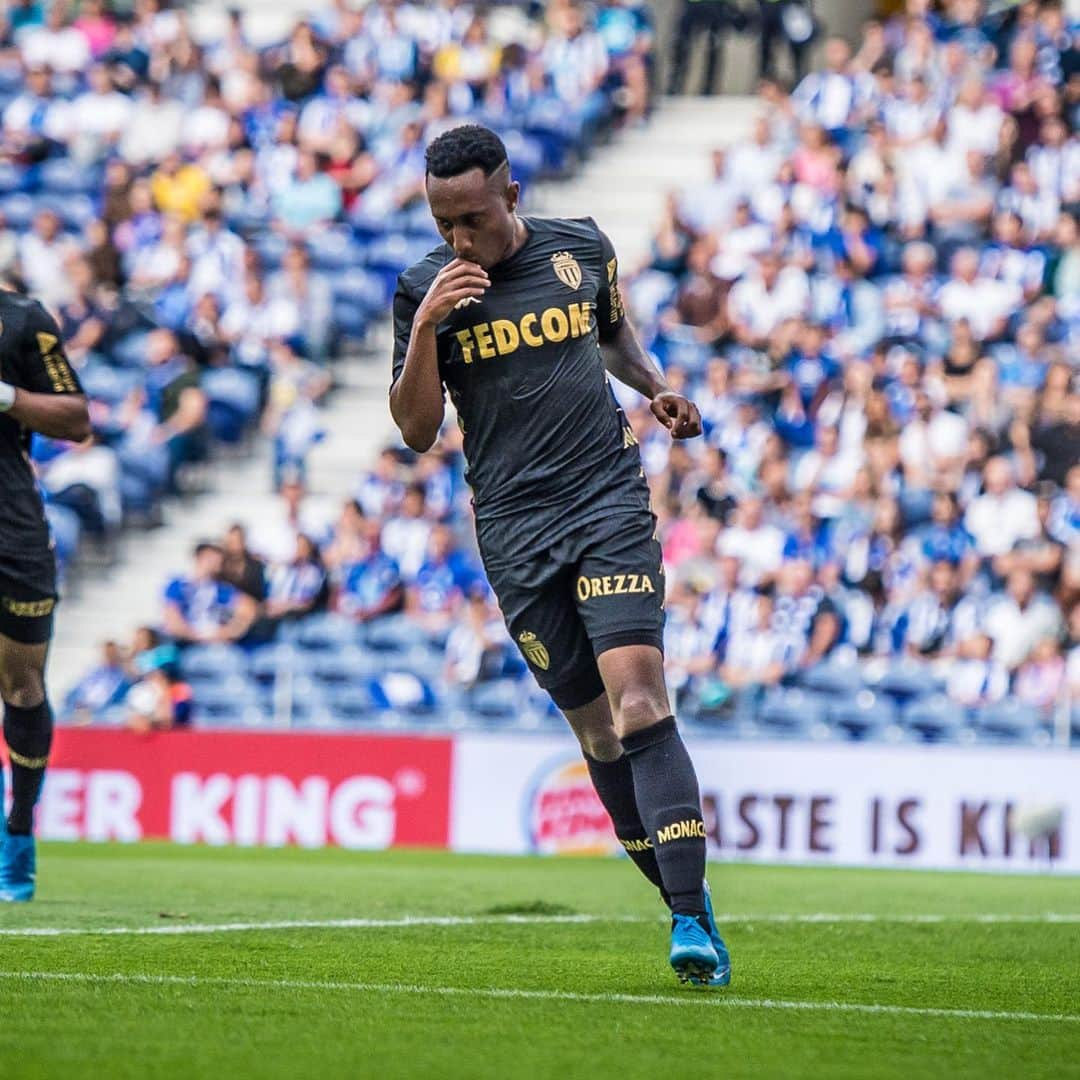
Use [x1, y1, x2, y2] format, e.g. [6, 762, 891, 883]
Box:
[1, 912, 1078, 938]
[713, 913, 1080, 925]
[0, 914, 645, 938]
[1, 971, 1076, 1025]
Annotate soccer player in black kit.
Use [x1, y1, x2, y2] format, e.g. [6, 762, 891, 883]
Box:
[391, 125, 731, 986]
[0, 286, 90, 901]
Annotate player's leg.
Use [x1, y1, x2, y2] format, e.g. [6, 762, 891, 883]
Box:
[575, 513, 730, 984]
[0, 598, 55, 902]
[484, 550, 668, 902]
[562, 690, 668, 904]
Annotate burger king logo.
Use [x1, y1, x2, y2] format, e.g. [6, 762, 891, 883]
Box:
[524, 756, 621, 856]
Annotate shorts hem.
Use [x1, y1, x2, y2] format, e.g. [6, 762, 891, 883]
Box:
[592, 629, 664, 658]
[547, 664, 606, 711]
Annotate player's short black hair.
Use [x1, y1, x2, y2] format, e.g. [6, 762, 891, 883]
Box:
[425, 124, 508, 180]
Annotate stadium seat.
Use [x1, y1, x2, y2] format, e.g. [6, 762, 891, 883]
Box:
[179, 645, 248, 682]
[36, 158, 101, 196]
[801, 656, 865, 696]
[828, 691, 899, 741]
[901, 695, 967, 743]
[757, 687, 829, 739]
[972, 701, 1041, 744]
[285, 613, 357, 652]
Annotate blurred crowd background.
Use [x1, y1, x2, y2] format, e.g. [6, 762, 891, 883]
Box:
[17, 0, 1077, 745]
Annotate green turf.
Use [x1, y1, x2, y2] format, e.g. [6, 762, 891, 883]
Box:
[1, 845, 1077, 1079]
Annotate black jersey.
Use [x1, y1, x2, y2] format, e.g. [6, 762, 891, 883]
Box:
[392, 215, 649, 561]
[0, 292, 83, 591]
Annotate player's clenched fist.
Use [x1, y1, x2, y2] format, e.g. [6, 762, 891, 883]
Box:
[415, 259, 490, 326]
[650, 391, 702, 440]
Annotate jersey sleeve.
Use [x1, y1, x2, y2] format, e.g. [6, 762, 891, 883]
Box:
[391, 275, 419, 389]
[593, 223, 626, 343]
[13, 301, 83, 395]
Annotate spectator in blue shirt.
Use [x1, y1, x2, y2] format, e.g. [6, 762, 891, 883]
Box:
[272, 150, 343, 232]
[163, 542, 257, 645]
[336, 521, 403, 622]
[64, 640, 130, 720]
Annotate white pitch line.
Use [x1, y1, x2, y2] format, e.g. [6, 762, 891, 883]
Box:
[1, 970, 1076, 1025]
[0, 913, 642, 938]
[1, 912, 1079, 938]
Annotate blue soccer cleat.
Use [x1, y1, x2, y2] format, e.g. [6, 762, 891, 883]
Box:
[669, 913, 719, 985]
[701, 880, 732, 986]
[0, 832, 36, 902]
[0, 765, 6, 843]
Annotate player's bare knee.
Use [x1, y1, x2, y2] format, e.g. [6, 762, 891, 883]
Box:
[1, 675, 46, 709]
[610, 687, 668, 740]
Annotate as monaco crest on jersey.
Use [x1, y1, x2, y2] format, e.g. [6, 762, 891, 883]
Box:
[551, 251, 582, 290]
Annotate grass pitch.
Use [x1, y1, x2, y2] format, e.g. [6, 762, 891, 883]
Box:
[0, 845, 1077, 1079]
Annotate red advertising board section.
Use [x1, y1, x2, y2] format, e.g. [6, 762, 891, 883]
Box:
[38, 728, 453, 849]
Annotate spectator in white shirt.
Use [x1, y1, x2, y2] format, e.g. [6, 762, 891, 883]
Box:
[898, 390, 969, 492]
[18, 209, 79, 309]
[792, 37, 857, 134]
[20, 4, 92, 74]
[725, 116, 782, 198]
[964, 456, 1040, 559]
[719, 586, 793, 689]
[717, 495, 785, 586]
[3, 66, 71, 154]
[728, 250, 810, 348]
[221, 273, 300, 368]
[68, 63, 132, 163]
[119, 80, 184, 166]
[997, 159, 1060, 241]
[982, 568, 1064, 671]
[792, 424, 863, 520]
[946, 75, 1004, 157]
[937, 246, 1022, 342]
[946, 633, 1009, 707]
[381, 484, 433, 582]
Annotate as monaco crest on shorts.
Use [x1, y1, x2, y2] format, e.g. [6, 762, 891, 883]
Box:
[517, 630, 550, 671]
[551, 251, 582, 291]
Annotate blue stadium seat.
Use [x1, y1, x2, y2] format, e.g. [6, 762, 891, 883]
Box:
[0, 193, 35, 231]
[0, 160, 26, 196]
[37, 158, 102, 196]
[179, 645, 248, 682]
[329, 268, 386, 316]
[202, 367, 262, 444]
[757, 687, 829, 738]
[467, 679, 520, 721]
[362, 614, 429, 654]
[829, 690, 898, 741]
[801, 656, 865, 696]
[285, 613, 357, 652]
[310, 646, 382, 687]
[901, 695, 967, 742]
[307, 227, 363, 272]
[972, 700, 1040, 744]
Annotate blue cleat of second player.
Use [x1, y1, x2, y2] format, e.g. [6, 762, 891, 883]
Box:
[701, 880, 732, 986]
[0, 832, 37, 902]
[669, 913, 719, 985]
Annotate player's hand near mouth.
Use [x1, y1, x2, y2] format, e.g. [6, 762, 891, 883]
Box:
[391, 258, 489, 451]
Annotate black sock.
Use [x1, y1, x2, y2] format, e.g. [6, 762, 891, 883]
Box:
[4, 700, 53, 836]
[621, 716, 706, 917]
[585, 752, 670, 907]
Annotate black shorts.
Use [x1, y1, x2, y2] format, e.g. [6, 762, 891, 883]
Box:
[0, 572, 56, 645]
[480, 511, 665, 710]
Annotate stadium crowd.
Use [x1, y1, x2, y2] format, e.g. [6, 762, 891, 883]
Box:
[62, 0, 1079, 744]
[3, 0, 652, 576]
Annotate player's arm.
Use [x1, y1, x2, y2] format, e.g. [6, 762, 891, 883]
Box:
[593, 227, 701, 440]
[389, 260, 488, 452]
[1, 302, 90, 442]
